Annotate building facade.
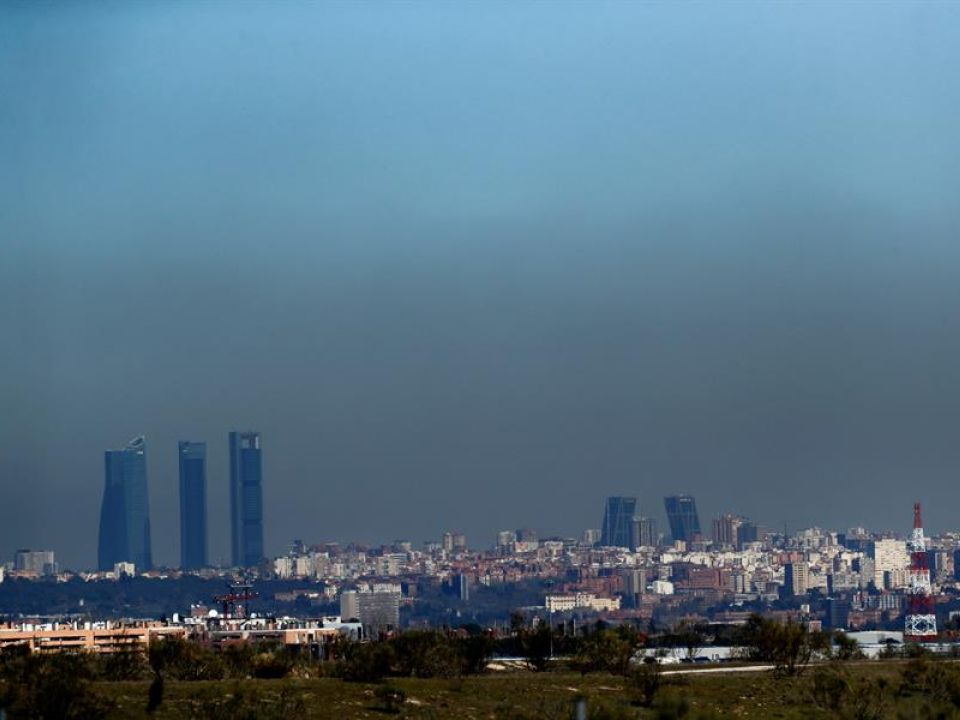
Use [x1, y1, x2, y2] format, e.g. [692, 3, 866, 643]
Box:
[98, 436, 152, 572]
[712, 514, 742, 548]
[178, 441, 208, 569]
[600, 496, 637, 548]
[631, 516, 658, 549]
[784, 562, 809, 596]
[14, 550, 56, 576]
[664, 494, 702, 543]
[229, 431, 264, 567]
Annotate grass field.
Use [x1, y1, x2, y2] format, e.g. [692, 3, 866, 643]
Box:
[93, 660, 953, 719]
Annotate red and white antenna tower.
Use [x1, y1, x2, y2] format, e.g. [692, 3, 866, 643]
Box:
[904, 502, 937, 642]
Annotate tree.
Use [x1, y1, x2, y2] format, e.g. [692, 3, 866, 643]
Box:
[391, 631, 461, 678]
[459, 633, 495, 675]
[336, 640, 396, 682]
[519, 624, 554, 672]
[736, 614, 826, 676]
[629, 661, 662, 707]
[148, 637, 225, 681]
[676, 620, 708, 661]
[572, 626, 643, 676]
[0, 652, 111, 720]
[830, 632, 863, 661]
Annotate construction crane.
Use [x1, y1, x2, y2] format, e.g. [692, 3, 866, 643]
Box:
[213, 582, 258, 619]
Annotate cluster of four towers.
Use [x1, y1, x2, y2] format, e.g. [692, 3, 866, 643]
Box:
[96, 432, 264, 572]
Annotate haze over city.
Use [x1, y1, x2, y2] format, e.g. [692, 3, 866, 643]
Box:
[4, 2, 960, 570]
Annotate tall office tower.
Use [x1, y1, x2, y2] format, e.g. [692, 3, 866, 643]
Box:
[98, 436, 153, 571]
[664, 494, 702, 543]
[712, 513, 742, 548]
[784, 562, 809, 596]
[178, 441, 208, 569]
[229, 431, 264, 567]
[600, 496, 637, 547]
[737, 521, 759, 549]
[631, 516, 658, 549]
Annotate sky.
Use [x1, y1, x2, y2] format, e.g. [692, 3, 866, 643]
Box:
[2, 2, 960, 569]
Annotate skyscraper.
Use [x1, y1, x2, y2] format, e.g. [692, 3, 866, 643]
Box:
[600, 496, 637, 548]
[631, 516, 659, 549]
[229, 431, 264, 567]
[784, 562, 809, 596]
[712, 513, 742, 548]
[178, 441, 208, 570]
[98, 436, 152, 571]
[664, 494, 702, 543]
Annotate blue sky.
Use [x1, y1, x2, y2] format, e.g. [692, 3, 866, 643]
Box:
[3, 2, 960, 567]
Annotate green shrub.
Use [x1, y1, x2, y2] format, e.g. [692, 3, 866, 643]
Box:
[0, 652, 111, 720]
[336, 640, 396, 682]
[374, 683, 407, 713]
[148, 637, 225, 681]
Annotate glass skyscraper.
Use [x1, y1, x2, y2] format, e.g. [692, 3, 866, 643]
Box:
[664, 494, 702, 543]
[178, 441, 208, 569]
[600, 496, 637, 548]
[98, 436, 153, 571]
[229, 431, 264, 567]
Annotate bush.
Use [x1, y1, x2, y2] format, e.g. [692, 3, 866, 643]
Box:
[251, 649, 294, 679]
[459, 633, 495, 675]
[189, 684, 306, 720]
[830, 632, 863, 661]
[97, 647, 151, 681]
[629, 661, 662, 707]
[0, 652, 112, 720]
[808, 664, 850, 714]
[900, 655, 960, 706]
[392, 630, 462, 678]
[519, 624, 554, 672]
[736, 615, 827, 676]
[148, 637, 225, 681]
[336, 640, 396, 682]
[573, 626, 643, 676]
[374, 683, 407, 713]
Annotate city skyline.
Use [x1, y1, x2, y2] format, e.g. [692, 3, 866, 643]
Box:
[5, 2, 960, 569]
[15, 427, 960, 570]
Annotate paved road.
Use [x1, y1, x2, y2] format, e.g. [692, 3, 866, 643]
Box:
[661, 664, 774, 676]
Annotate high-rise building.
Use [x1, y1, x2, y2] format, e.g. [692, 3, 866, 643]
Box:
[229, 431, 264, 567]
[600, 496, 637, 548]
[98, 436, 152, 572]
[664, 494, 702, 543]
[631, 516, 658, 549]
[869, 538, 909, 589]
[712, 514, 742, 548]
[178, 441, 208, 569]
[737, 521, 759, 548]
[14, 550, 56, 576]
[516, 528, 539, 543]
[784, 562, 809, 596]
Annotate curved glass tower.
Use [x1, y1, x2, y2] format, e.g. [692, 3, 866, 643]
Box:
[97, 436, 152, 571]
